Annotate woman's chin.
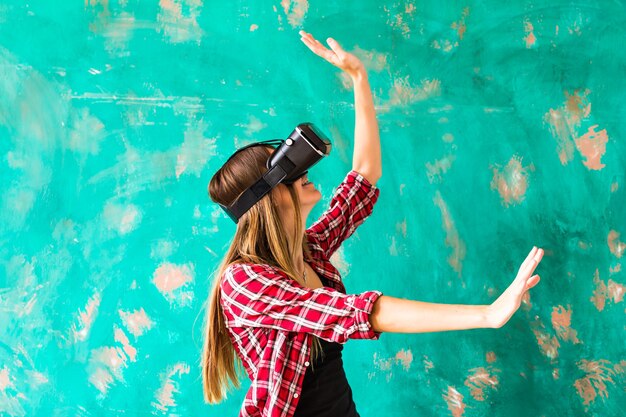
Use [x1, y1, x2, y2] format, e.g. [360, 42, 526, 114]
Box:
[301, 193, 321, 207]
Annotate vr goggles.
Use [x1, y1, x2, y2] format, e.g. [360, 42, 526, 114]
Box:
[217, 122, 332, 223]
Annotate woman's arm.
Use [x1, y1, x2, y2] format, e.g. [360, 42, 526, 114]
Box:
[299, 32, 381, 185]
[370, 247, 544, 333]
[351, 69, 382, 186]
[370, 296, 490, 333]
[352, 69, 382, 185]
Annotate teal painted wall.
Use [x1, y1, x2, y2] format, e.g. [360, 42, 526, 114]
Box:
[1, 1, 624, 416]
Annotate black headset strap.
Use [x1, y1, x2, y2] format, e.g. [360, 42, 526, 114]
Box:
[222, 155, 296, 223]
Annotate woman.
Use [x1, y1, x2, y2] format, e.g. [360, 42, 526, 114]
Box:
[202, 31, 544, 417]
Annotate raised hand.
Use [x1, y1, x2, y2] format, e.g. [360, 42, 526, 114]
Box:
[487, 246, 544, 328]
[299, 30, 365, 79]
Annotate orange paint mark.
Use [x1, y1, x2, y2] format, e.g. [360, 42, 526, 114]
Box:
[396, 219, 407, 238]
[373, 352, 392, 372]
[486, 351, 496, 363]
[88, 346, 128, 394]
[443, 385, 466, 417]
[249, 24, 258, 31]
[530, 318, 561, 360]
[153, 263, 193, 292]
[574, 359, 624, 406]
[280, 0, 308, 28]
[550, 305, 581, 344]
[609, 263, 621, 275]
[544, 89, 592, 165]
[521, 290, 532, 311]
[574, 125, 608, 170]
[387, 76, 441, 108]
[153, 363, 190, 412]
[351, 45, 389, 73]
[119, 308, 154, 337]
[433, 191, 467, 279]
[608, 230, 625, 258]
[524, 20, 536, 48]
[590, 268, 624, 311]
[432, 7, 470, 52]
[383, 3, 416, 39]
[464, 367, 499, 401]
[395, 349, 413, 371]
[490, 155, 534, 207]
[373, 349, 413, 373]
[0, 367, 13, 391]
[114, 327, 137, 362]
[608, 280, 625, 303]
[451, 7, 470, 40]
[423, 355, 434, 373]
[426, 155, 456, 183]
[590, 269, 608, 311]
[611, 181, 618, 192]
[157, 0, 204, 43]
[72, 292, 102, 342]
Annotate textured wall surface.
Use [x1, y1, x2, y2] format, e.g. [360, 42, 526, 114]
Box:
[1, 1, 625, 416]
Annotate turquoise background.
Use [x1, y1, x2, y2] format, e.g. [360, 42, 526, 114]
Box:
[1, 1, 625, 416]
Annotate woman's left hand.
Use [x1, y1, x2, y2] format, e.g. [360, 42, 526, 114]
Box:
[486, 246, 544, 328]
[299, 30, 365, 79]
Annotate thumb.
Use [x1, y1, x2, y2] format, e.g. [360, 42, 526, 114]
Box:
[526, 274, 541, 289]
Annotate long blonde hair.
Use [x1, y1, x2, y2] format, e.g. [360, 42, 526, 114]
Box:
[201, 145, 323, 404]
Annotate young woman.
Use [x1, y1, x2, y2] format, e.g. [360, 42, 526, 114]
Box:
[202, 31, 544, 417]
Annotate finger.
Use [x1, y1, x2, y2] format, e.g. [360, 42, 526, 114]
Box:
[525, 249, 543, 276]
[534, 248, 544, 265]
[300, 36, 336, 61]
[326, 37, 346, 57]
[300, 31, 341, 62]
[517, 246, 543, 279]
[519, 246, 538, 271]
[300, 31, 324, 49]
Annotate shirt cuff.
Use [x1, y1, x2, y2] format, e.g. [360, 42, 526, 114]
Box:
[346, 290, 383, 340]
[347, 169, 379, 192]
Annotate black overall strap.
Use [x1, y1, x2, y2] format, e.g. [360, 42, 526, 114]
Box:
[223, 156, 296, 223]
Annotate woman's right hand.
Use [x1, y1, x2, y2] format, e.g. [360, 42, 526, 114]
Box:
[299, 30, 365, 79]
[486, 246, 544, 328]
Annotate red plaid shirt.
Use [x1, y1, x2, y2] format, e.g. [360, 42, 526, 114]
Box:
[219, 169, 383, 417]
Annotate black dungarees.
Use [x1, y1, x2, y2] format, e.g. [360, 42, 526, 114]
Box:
[293, 276, 360, 417]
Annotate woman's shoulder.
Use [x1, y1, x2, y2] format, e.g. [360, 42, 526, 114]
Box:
[224, 260, 278, 275]
[220, 262, 273, 292]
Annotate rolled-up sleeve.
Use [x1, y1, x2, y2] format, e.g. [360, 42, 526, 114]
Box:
[220, 263, 383, 344]
[306, 170, 380, 261]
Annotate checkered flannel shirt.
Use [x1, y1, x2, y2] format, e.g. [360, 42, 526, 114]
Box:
[220, 169, 383, 417]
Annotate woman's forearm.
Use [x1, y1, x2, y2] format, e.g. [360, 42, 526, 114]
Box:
[369, 295, 492, 333]
[351, 70, 382, 180]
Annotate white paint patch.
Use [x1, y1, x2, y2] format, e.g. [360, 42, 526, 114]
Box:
[152, 262, 195, 307]
[157, 0, 204, 44]
[119, 308, 154, 337]
[102, 202, 142, 235]
[175, 119, 218, 179]
[71, 292, 102, 342]
[152, 363, 190, 412]
[87, 346, 128, 396]
[68, 108, 106, 155]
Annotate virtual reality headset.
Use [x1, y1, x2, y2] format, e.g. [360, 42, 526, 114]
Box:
[217, 122, 332, 223]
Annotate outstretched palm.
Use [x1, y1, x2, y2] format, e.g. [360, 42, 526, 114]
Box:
[488, 246, 544, 328]
[299, 30, 364, 78]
